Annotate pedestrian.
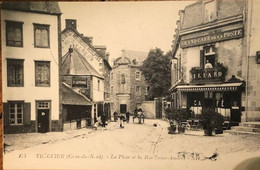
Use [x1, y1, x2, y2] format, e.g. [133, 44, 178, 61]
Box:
[113, 111, 118, 122]
[119, 113, 125, 128]
[101, 113, 106, 127]
[126, 111, 130, 123]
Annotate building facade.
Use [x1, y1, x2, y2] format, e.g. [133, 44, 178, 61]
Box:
[61, 19, 111, 124]
[170, 0, 250, 125]
[1, 2, 62, 133]
[110, 50, 148, 115]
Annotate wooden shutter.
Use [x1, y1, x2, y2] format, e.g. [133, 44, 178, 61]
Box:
[23, 103, 31, 125]
[3, 103, 9, 126]
[200, 50, 204, 68]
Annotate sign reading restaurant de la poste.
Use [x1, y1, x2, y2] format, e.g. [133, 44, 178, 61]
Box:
[180, 28, 243, 48]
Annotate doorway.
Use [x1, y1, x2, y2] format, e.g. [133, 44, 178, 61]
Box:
[37, 101, 50, 133]
[120, 104, 127, 113]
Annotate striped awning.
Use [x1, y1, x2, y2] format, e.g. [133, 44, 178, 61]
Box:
[175, 82, 243, 92]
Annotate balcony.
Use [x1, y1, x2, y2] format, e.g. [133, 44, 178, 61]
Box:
[190, 65, 227, 84]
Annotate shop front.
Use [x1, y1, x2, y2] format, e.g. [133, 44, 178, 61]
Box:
[174, 82, 244, 125]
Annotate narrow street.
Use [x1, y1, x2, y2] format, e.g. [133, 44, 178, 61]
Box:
[4, 119, 260, 170]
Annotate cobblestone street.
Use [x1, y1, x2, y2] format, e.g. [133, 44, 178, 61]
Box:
[4, 119, 260, 170]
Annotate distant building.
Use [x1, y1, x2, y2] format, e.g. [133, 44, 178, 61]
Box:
[61, 19, 111, 128]
[170, 0, 260, 123]
[110, 50, 149, 115]
[1, 2, 62, 133]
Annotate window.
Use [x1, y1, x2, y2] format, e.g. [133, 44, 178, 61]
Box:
[111, 86, 113, 95]
[135, 71, 140, 80]
[9, 102, 23, 125]
[7, 59, 24, 87]
[111, 72, 113, 80]
[98, 80, 100, 91]
[204, 1, 216, 23]
[204, 45, 216, 68]
[136, 86, 140, 92]
[146, 86, 150, 94]
[6, 20, 23, 47]
[121, 74, 125, 84]
[35, 61, 50, 86]
[34, 24, 50, 48]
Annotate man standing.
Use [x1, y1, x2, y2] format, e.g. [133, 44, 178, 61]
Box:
[126, 111, 130, 123]
[101, 113, 107, 127]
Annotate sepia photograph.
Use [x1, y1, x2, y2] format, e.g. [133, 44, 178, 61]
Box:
[1, 0, 260, 169]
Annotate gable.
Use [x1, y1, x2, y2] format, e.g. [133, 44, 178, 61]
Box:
[62, 29, 103, 75]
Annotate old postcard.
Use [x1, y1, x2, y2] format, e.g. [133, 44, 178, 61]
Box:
[2, 1, 260, 170]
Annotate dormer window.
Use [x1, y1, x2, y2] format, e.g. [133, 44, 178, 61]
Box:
[204, 0, 217, 23]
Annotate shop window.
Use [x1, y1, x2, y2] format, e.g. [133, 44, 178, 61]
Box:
[9, 102, 23, 125]
[35, 61, 50, 86]
[7, 59, 24, 87]
[34, 24, 50, 48]
[6, 20, 23, 47]
[204, 0, 217, 23]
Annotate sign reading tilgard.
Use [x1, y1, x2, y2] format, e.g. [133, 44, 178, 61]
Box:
[180, 28, 243, 48]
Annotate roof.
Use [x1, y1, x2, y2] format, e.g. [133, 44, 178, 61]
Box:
[1, 2, 61, 15]
[62, 83, 92, 106]
[62, 48, 103, 79]
[114, 49, 148, 66]
[172, 82, 244, 92]
[61, 27, 111, 70]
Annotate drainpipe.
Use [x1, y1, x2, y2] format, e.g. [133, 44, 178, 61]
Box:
[245, 0, 253, 122]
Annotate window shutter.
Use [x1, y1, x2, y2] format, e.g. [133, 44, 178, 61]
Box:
[200, 50, 204, 68]
[23, 103, 31, 125]
[3, 103, 9, 126]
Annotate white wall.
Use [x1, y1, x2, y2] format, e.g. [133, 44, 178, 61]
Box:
[182, 46, 201, 83]
[1, 10, 60, 120]
[92, 76, 104, 102]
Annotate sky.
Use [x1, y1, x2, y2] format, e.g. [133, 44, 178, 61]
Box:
[59, 1, 195, 64]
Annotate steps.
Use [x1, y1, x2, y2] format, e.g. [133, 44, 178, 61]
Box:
[226, 122, 260, 135]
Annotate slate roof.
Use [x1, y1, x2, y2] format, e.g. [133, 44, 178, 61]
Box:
[1, 2, 61, 15]
[62, 48, 103, 79]
[62, 83, 92, 106]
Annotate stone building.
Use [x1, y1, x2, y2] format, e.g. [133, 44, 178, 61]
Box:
[169, 0, 260, 125]
[61, 19, 111, 126]
[1, 2, 62, 133]
[110, 50, 149, 115]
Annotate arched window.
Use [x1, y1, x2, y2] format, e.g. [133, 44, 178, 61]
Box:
[135, 71, 140, 80]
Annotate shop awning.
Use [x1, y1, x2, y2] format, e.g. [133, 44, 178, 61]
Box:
[175, 82, 244, 92]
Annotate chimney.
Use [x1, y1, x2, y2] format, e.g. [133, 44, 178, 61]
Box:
[66, 19, 77, 30]
[83, 36, 93, 45]
[94, 45, 107, 58]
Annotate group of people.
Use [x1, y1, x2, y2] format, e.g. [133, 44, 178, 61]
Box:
[113, 111, 130, 128]
[93, 107, 143, 129]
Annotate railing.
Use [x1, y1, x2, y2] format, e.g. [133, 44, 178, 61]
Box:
[190, 67, 226, 83]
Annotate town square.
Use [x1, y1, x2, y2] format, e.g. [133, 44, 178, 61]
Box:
[1, 1, 260, 170]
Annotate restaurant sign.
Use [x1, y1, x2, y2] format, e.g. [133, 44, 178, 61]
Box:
[180, 28, 243, 48]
